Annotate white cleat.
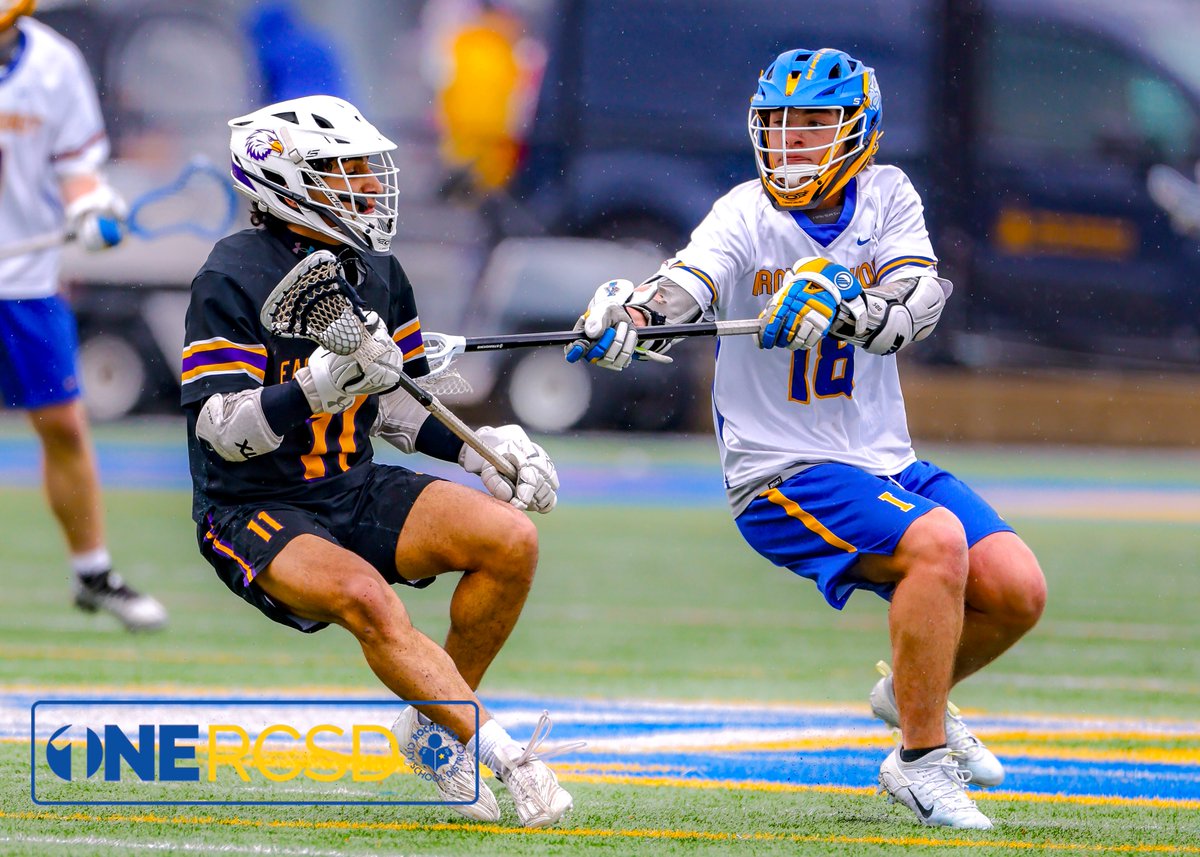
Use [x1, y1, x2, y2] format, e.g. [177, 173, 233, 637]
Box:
[490, 711, 576, 828]
[73, 572, 167, 632]
[879, 747, 994, 830]
[869, 661, 1004, 787]
[391, 706, 501, 823]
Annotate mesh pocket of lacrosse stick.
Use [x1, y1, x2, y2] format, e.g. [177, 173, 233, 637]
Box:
[260, 250, 374, 357]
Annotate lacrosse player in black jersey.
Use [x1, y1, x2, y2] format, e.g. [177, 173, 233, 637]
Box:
[182, 96, 572, 828]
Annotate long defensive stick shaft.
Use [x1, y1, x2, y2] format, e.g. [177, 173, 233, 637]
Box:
[456, 318, 761, 353]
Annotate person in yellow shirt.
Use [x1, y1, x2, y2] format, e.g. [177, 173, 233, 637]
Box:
[433, 1, 544, 193]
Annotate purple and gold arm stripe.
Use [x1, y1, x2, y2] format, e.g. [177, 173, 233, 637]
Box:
[876, 256, 936, 281]
[204, 530, 258, 584]
[393, 319, 425, 361]
[181, 338, 268, 385]
[669, 261, 719, 303]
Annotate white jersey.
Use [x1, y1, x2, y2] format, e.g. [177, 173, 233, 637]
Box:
[0, 18, 109, 299]
[663, 165, 938, 513]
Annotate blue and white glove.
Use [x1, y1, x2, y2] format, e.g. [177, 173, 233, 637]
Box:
[460, 425, 559, 513]
[65, 184, 127, 252]
[564, 279, 639, 371]
[758, 257, 868, 351]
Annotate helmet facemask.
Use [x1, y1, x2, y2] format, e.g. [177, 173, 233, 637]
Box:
[749, 104, 868, 209]
[291, 148, 400, 253]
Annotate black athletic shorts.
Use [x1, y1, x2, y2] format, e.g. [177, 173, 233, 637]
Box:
[196, 463, 442, 633]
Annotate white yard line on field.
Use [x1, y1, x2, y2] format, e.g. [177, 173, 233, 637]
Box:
[0, 833, 443, 857]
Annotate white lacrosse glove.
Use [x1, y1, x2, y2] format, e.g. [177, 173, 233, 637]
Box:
[300, 342, 404, 414]
[361, 309, 396, 351]
[758, 257, 867, 351]
[459, 425, 559, 513]
[831, 275, 950, 355]
[564, 279, 639, 371]
[65, 183, 127, 252]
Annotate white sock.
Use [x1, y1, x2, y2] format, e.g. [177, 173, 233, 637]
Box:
[72, 548, 112, 578]
[467, 718, 520, 774]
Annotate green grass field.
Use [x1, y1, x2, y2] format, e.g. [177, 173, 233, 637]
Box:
[2, 422, 1199, 854]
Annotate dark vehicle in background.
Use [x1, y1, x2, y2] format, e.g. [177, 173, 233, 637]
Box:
[450, 237, 703, 433]
[509, 0, 1200, 370]
[34, 0, 1200, 429]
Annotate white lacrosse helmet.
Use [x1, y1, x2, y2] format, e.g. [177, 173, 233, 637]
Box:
[228, 96, 400, 254]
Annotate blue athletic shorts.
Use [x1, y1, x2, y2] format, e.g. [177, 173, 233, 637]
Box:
[0, 296, 81, 409]
[735, 460, 1014, 609]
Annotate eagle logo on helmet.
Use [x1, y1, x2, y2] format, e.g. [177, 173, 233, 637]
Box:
[245, 130, 284, 162]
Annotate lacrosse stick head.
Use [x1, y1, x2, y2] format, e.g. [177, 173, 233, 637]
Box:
[126, 157, 239, 241]
[420, 331, 467, 377]
[413, 331, 473, 397]
[260, 250, 366, 355]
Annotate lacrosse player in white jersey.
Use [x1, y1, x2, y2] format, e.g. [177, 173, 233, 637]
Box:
[566, 47, 1047, 829]
[0, 2, 166, 630]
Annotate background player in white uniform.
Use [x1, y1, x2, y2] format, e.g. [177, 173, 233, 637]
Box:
[566, 48, 1047, 830]
[0, 2, 166, 630]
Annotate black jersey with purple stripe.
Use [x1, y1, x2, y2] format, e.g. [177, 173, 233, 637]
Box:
[181, 222, 429, 520]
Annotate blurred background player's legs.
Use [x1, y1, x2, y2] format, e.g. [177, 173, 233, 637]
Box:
[0, 296, 166, 631]
[29, 399, 105, 555]
[29, 398, 167, 631]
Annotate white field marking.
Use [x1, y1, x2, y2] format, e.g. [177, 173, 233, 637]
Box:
[12, 693, 1200, 748]
[0, 834, 440, 857]
[21, 701, 407, 742]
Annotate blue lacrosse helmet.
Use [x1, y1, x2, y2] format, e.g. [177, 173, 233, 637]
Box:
[748, 48, 882, 210]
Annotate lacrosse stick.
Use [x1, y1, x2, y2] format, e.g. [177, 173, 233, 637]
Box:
[0, 156, 240, 260]
[260, 250, 519, 482]
[421, 318, 762, 378]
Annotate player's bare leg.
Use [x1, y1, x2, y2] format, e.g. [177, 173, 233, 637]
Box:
[392, 480, 538, 689]
[384, 481, 574, 827]
[259, 532, 571, 827]
[859, 507, 968, 749]
[29, 400, 104, 553]
[860, 508, 991, 828]
[31, 399, 167, 630]
[256, 534, 486, 740]
[953, 531, 1046, 683]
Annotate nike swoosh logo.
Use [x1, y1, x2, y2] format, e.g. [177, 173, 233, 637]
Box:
[908, 788, 935, 819]
[856, 236, 870, 245]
